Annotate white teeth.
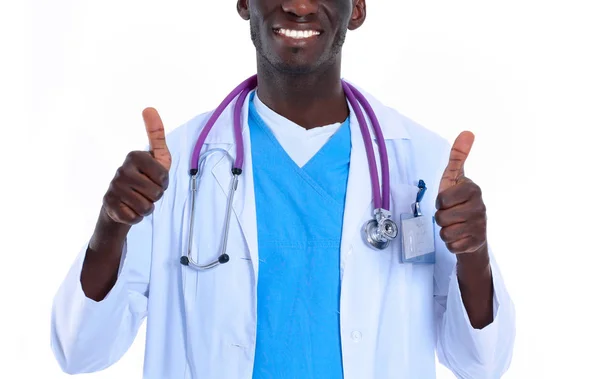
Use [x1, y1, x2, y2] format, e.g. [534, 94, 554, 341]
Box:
[277, 29, 320, 39]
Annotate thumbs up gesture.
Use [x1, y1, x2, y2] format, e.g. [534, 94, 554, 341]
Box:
[434, 131, 487, 255]
[102, 108, 171, 225]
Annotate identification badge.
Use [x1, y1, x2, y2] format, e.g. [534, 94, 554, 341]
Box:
[399, 180, 436, 264]
[400, 214, 436, 263]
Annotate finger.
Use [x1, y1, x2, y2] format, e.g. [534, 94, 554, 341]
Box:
[116, 185, 155, 218]
[104, 196, 141, 225]
[435, 179, 481, 210]
[128, 171, 165, 203]
[446, 235, 486, 254]
[440, 219, 486, 249]
[434, 200, 486, 227]
[439, 223, 470, 244]
[128, 151, 170, 189]
[117, 203, 143, 223]
[439, 131, 475, 193]
[143, 107, 172, 170]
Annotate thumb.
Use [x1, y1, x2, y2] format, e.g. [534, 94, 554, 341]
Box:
[143, 107, 171, 170]
[438, 131, 475, 193]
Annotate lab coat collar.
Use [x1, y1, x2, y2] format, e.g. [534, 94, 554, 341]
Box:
[201, 79, 411, 144]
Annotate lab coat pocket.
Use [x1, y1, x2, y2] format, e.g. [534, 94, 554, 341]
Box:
[390, 182, 418, 216]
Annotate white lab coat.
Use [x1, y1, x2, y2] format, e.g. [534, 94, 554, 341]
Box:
[51, 84, 515, 379]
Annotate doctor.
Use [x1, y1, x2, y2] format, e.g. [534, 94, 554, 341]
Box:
[51, 0, 515, 378]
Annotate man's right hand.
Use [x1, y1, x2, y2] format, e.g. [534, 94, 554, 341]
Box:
[102, 107, 172, 225]
[83, 107, 171, 301]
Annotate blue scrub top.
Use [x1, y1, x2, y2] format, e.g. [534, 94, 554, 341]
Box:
[249, 92, 351, 379]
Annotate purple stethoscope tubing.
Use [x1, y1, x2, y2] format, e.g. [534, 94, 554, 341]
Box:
[189, 75, 259, 174]
[181, 74, 397, 271]
[189, 75, 389, 210]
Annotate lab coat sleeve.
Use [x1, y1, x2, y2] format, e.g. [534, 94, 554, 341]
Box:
[434, 247, 516, 378]
[50, 212, 153, 374]
[432, 147, 516, 378]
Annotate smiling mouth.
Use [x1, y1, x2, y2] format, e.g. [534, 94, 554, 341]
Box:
[273, 28, 322, 39]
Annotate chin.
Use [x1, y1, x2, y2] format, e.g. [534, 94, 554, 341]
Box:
[271, 61, 316, 75]
[265, 53, 335, 76]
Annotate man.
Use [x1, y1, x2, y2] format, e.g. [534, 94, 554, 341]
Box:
[51, 0, 515, 378]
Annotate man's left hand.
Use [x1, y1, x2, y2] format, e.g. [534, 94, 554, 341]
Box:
[434, 131, 487, 256]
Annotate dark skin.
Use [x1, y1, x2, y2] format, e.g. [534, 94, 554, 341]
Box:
[81, 0, 493, 330]
[237, 0, 365, 129]
[81, 109, 170, 302]
[435, 131, 494, 329]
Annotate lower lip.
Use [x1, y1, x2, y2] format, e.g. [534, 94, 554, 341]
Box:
[272, 30, 321, 46]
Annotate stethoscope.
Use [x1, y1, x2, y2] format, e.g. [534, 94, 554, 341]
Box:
[180, 74, 398, 270]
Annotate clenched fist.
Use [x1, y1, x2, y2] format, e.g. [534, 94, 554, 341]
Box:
[435, 131, 487, 256]
[102, 107, 172, 225]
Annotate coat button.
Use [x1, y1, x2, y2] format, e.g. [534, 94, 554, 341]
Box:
[351, 331, 362, 341]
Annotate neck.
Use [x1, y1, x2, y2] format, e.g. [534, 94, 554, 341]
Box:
[255, 58, 349, 130]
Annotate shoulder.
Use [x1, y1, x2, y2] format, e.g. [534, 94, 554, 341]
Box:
[352, 82, 451, 165]
[395, 109, 450, 176]
[392, 107, 450, 153]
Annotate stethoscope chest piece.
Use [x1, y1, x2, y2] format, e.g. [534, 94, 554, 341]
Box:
[364, 208, 398, 250]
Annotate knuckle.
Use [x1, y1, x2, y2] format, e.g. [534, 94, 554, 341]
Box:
[434, 211, 442, 225]
[125, 150, 139, 163]
[479, 201, 487, 214]
[114, 166, 126, 179]
[154, 188, 165, 201]
[119, 204, 141, 224]
[114, 165, 133, 183]
[446, 241, 458, 253]
[103, 191, 119, 209]
[127, 150, 144, 159]
[125, 150, 148, 168]
[452, 239, 467, 252]
[102, 194, 114, 213]
[435, 194, 444, 209]
[159, 171, 170, 189]
[440, 227, 450, 241]
[143, 203, 155, 216]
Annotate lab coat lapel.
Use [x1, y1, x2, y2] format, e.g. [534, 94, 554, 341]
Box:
[209, 94, 259, 278]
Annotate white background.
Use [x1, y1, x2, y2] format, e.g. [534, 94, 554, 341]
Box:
[3, 0, 599, 377]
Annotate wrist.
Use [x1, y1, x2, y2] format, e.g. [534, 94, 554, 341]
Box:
[89, 207, 131, 258]
[456, 242, 491, 282]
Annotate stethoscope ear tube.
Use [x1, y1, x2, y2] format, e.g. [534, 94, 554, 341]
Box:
[342, 81, 397, 250]
[181, 149, 238, 270]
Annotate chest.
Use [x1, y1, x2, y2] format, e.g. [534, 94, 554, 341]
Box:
[143, 136, 438, 378]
